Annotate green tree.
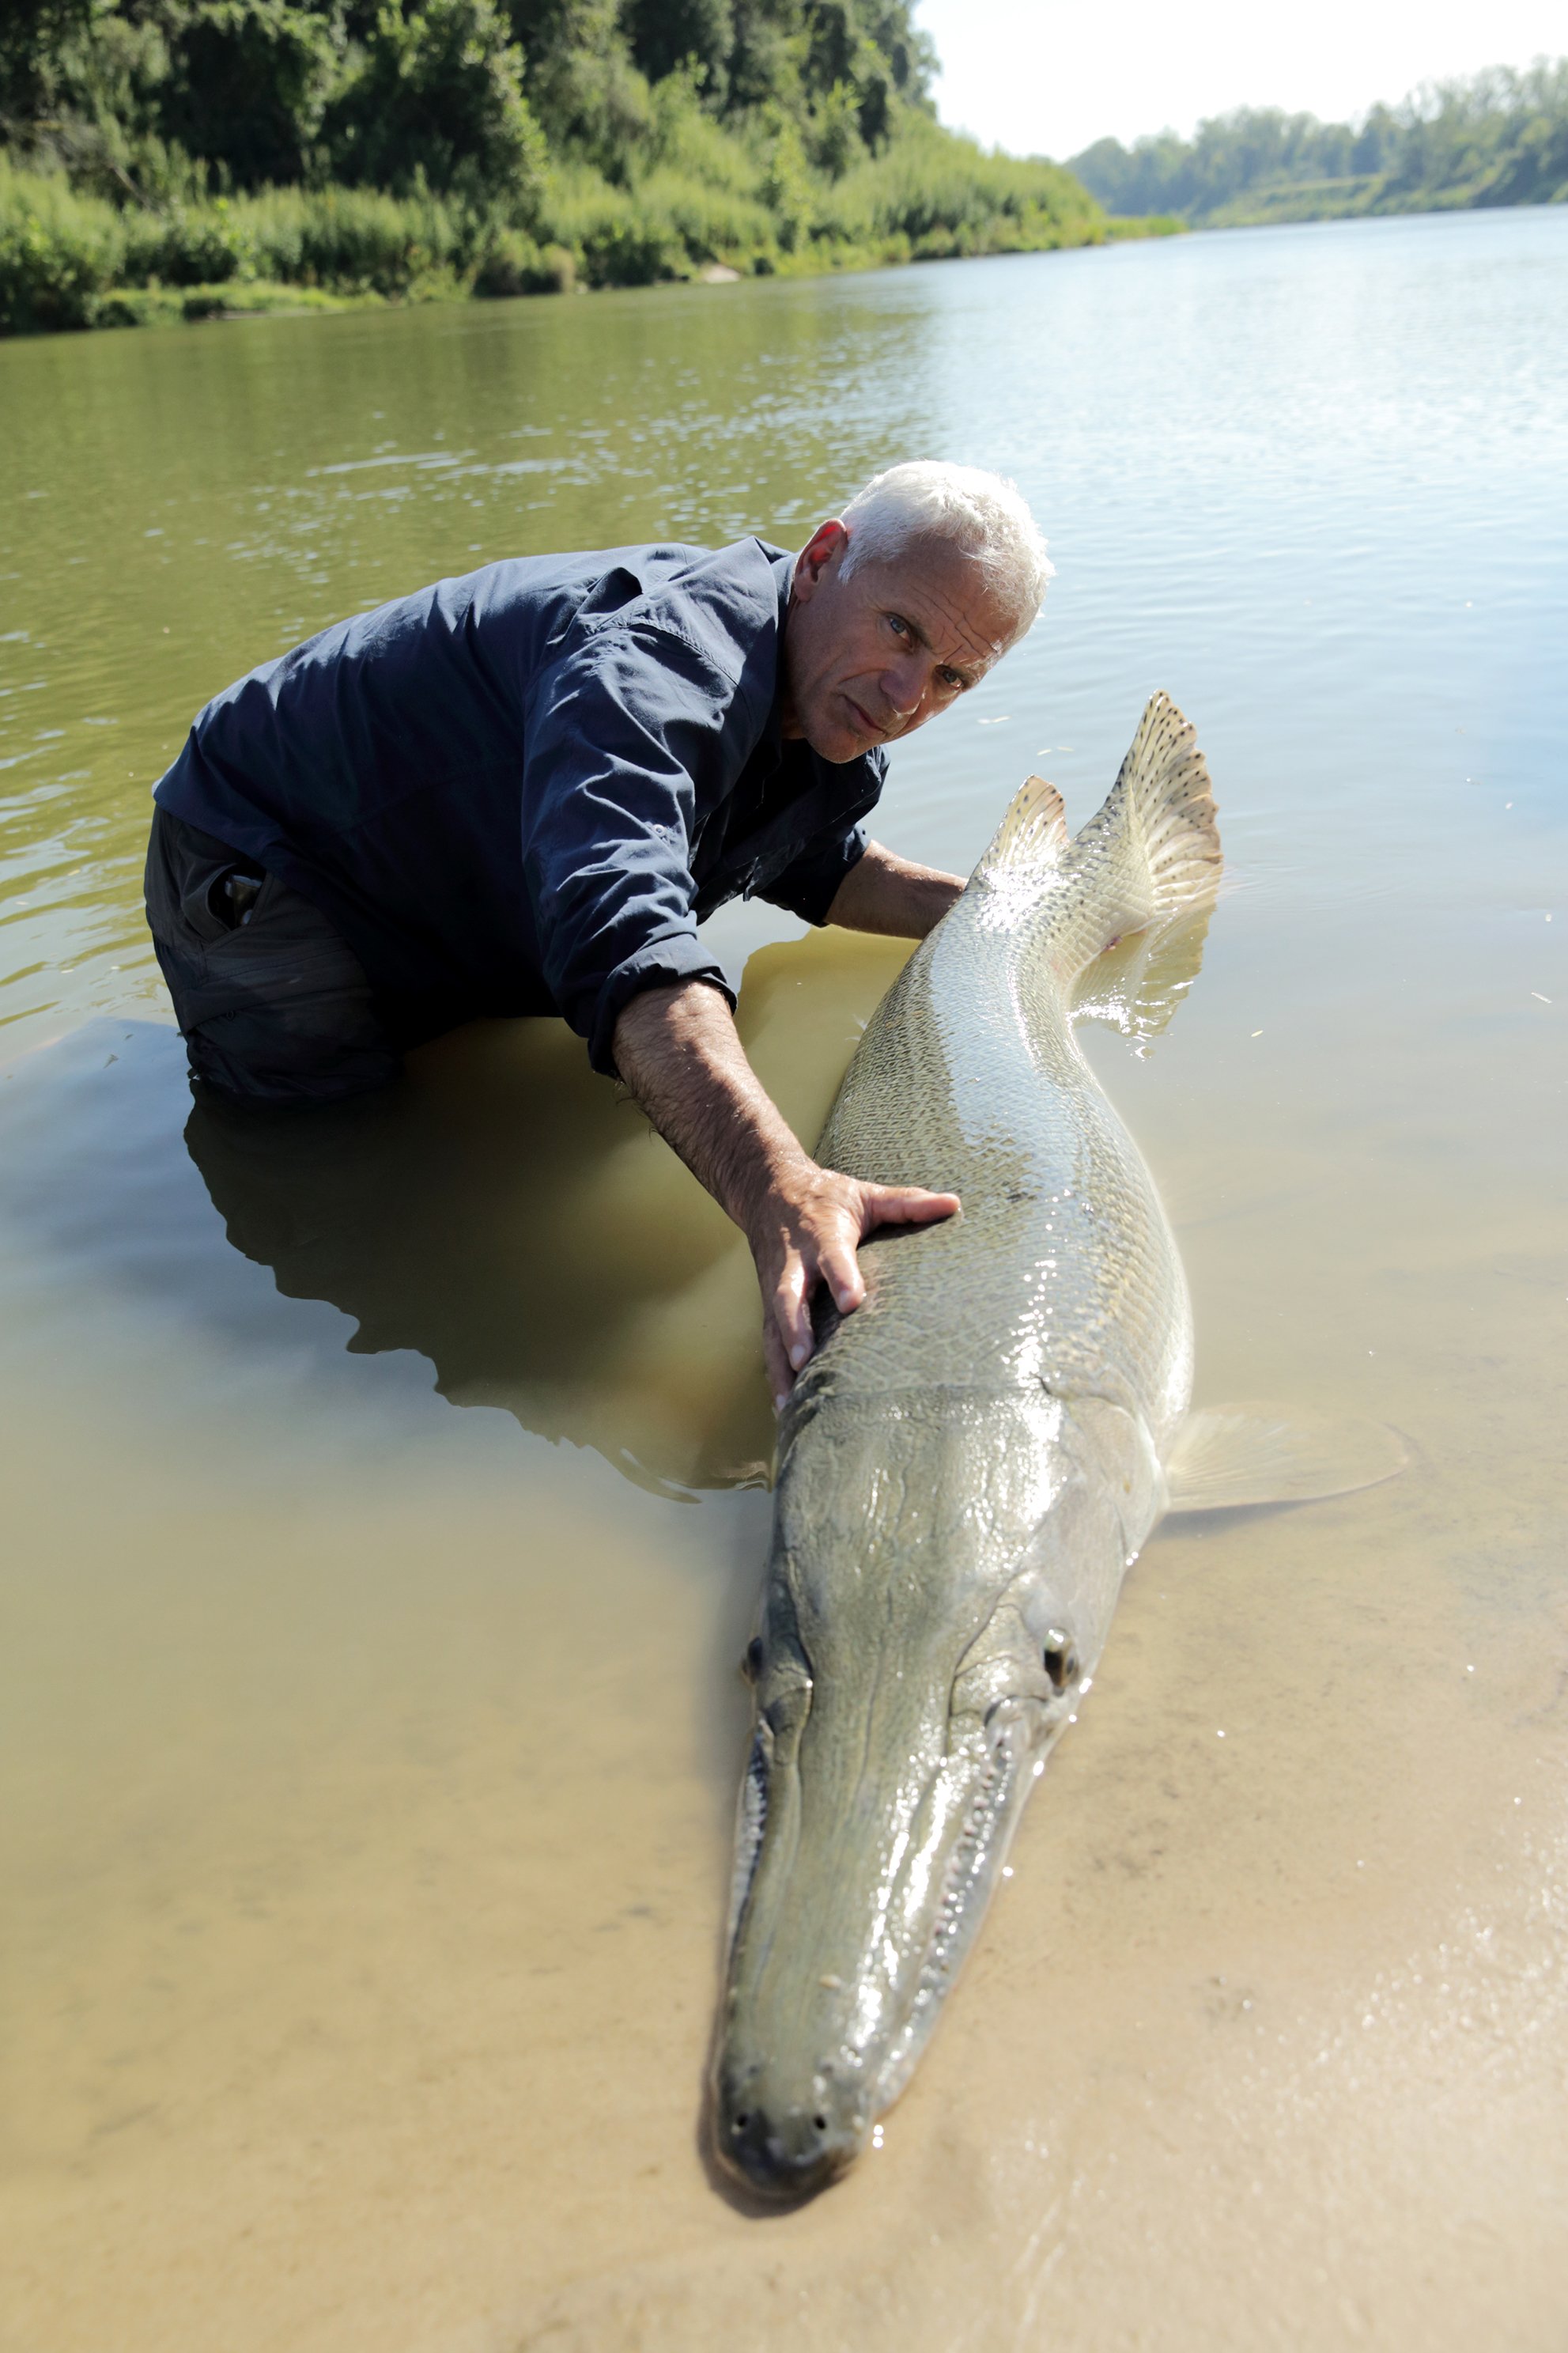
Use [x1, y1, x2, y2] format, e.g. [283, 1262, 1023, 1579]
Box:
[1071, 60, 1568, 221]
[0, 0, 93, 132]
[326, 0, 546, 210]
[2, 0, 1116, 335]
[622, 0, 733, 95]
[723, 0, 797, 113]
[809, 77, 860, 176]
[506, 0, 649, 175]
[1351, 103, 1398, 175]
[155, 1, 342, 190]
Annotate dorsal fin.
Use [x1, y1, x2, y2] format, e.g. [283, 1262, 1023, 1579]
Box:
[971, 774, 1070, 887]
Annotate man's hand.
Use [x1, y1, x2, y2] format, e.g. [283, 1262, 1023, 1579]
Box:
[612, 980, 958, 1408]
[746, 1159, 958, 1407]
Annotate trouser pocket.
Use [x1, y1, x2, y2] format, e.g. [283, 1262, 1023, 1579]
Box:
[145, 807, 402, 1105]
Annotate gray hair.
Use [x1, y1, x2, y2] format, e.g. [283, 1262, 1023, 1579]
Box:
[835, 460, 1053, 640]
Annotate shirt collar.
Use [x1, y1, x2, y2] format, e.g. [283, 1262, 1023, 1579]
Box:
[757, 551, 795, 768]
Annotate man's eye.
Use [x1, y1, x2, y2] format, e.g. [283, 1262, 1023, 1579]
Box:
[939, 668, 966, 692]
[887, 613, 912, 640]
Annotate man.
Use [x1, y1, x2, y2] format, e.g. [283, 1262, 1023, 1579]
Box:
[145, 460, 1052, 1401]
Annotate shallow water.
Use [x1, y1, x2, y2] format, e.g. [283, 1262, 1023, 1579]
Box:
[2, 210, 1567, 2350]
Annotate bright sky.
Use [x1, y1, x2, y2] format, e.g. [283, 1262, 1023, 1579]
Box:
[916, 0, 1567, 161]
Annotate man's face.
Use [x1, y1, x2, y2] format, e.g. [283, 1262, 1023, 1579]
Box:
[781, 519, 1020, 763]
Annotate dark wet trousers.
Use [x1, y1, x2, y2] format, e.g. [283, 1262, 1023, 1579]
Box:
[144, 807, 403, 1106]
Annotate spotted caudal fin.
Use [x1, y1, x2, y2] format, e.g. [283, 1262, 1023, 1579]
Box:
[1020, 694, 1222, 982]
[969, 774, 1070, 886]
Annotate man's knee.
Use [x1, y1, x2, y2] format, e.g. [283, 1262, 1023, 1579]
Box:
[183, 999, 402, 1107]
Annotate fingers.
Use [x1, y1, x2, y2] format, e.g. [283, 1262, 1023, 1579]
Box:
[812, 1178, 958, 1322]
[762, 1317, 792, 1413]
[818, 1230, 867, 1317]
[765, 1223, 853, 1402]
[772, 1251, 813, 1375]
[755, 1171, 962, 1408]
[860, 1182, 962, 1229]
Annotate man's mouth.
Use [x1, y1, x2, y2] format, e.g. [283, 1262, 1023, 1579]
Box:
[844, 695, 885, 742]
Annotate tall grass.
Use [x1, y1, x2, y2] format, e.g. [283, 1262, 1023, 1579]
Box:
[822, 126, 1109, 257]
[0, 162, 499, 329]
[1, 161, 127, 332]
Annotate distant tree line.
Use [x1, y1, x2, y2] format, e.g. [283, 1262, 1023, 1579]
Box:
[1070, 58, 1568, 224]
[0, 0, 1128, 330]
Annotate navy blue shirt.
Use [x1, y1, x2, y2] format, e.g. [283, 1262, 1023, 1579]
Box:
[153, 537, 882, 1071]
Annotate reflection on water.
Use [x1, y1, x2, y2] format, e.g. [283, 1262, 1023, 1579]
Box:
[0, 929, 908, 1494]
[3, 208, 1568, 2352]
[184, 1026, 764, 1496]
[183, 932, 909, 1493]
[1069, 898, 1215, 1050]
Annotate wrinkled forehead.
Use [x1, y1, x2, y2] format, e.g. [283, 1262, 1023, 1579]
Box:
[852, 535, 1024, 662]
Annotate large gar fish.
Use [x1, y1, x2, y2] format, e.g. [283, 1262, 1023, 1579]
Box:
[712, 694, 1397, 2200]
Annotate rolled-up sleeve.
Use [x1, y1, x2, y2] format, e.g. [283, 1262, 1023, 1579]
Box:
[757, 743, 885, 925]
[521, 622, 756, 1075]
[760, 819, 871, 925]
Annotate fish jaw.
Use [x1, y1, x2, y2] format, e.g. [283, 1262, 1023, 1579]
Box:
[712, 1602, 1086, 2196]
[711, 1390, 1116, 2201]
[714, 1666, 1062, 2192]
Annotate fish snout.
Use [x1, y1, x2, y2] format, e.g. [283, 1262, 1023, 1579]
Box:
[714, 2064, 868, 2201]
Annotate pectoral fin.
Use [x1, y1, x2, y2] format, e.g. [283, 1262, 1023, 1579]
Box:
[1163, 1405, 1407, 1513]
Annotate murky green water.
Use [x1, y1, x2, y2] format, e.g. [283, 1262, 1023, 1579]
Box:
[3, 210, 1567, 2351]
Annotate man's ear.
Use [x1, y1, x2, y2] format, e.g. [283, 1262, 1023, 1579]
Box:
[792, 518, 848, 600]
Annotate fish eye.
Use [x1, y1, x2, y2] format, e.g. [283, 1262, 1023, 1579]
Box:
[1041, 1631, 1079, 1691]
[762, 1674, 814, 1750]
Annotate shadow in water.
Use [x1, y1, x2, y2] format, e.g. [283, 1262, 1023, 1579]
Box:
[186, 1016, 775, 1495]
[0, 931, 914, 1496]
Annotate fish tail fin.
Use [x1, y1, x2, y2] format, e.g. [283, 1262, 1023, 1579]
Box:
[1064, 694, 1222, 953]
[970, 774, 1071, 887]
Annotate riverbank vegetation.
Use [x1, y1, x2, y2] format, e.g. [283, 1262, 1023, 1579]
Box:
[0, 0, 1139, 334]
[1071, 57, 1568, 227]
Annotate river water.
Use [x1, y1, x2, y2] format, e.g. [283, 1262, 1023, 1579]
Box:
[2, 207, 1566, 2350]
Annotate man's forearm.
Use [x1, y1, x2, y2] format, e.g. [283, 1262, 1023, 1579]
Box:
[824, 838, 965, 939]
[611, 979, 808, 1234]
[610, 977, 960, 1397]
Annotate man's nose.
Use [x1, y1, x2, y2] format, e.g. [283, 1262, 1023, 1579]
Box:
[883, 655, 928, 720]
